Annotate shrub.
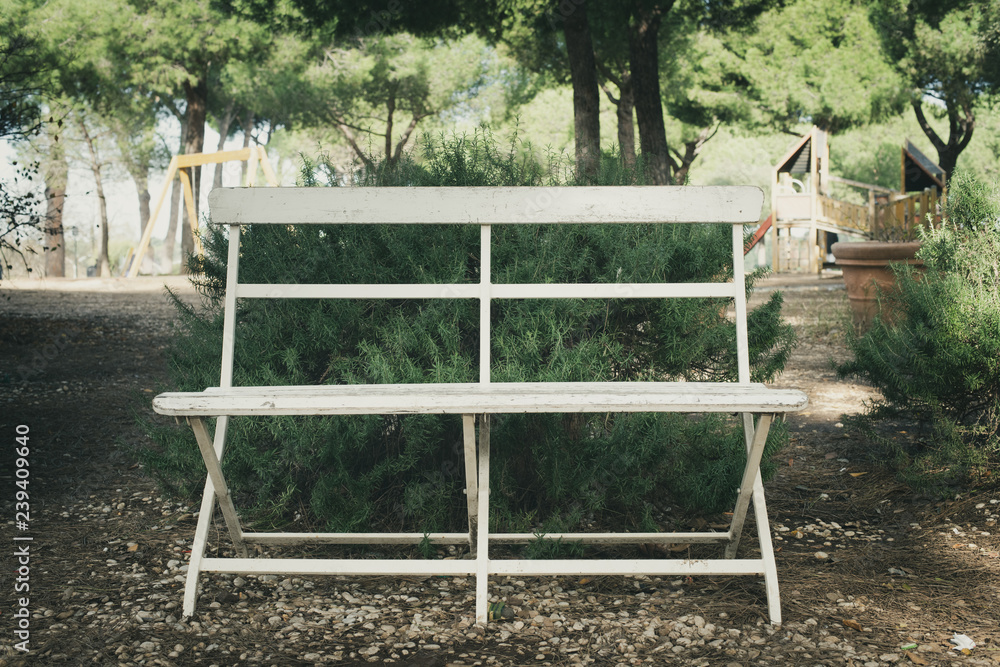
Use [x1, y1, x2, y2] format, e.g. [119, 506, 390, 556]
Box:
[837, 172, 1000, 486]
[142, 130, 795, 536]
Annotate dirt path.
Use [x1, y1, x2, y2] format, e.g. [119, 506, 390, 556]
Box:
[1, 275, 999, 666]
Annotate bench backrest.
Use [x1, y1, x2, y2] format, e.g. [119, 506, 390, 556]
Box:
[208, 186, 765, 390]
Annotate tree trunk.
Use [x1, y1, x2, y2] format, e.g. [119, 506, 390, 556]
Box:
[164, 179, 181, 273]
[163, 111, 188, 274]
[615, 79, 636, 169]
[133, 169, 152, 239]
[79, 120, 110, 277]
[385, 91, 395, 164]
[669, 122, 719, 185]
[629, 5, 670, 184]
[213, 100, 237, 191]
[598, 61, 636, 169]
[240, 110, 254, 184]
[912, 98, 974, 182]
[181, 76, 208, 268]
[43, 138, 68, 278]
[336, 122, 377, 173]
[563, 0, 601, 183]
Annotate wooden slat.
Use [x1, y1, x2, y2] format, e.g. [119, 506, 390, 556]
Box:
[241, 532, 470, 545]
[236, 282, 738, 300]
[200, 557, 476, 576]
[175, 148, 254, 168]
[208, 186, 765, 226]
[237, 283, 480, 300]
[490, 282, 736, 300]
[154, 381, 808, 416]
[490, 531, 729, 544]
[489, 558, 766, 576]
[198, 555, 764, 578]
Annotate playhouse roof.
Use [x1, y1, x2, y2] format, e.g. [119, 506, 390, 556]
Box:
[774, 127, 824, 176]
[903, 140, 945, 192]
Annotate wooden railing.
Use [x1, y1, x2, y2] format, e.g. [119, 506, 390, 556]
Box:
[816, 187, 941, 240]
[817, 196, 869, 233]
[871, 188, 941, 241]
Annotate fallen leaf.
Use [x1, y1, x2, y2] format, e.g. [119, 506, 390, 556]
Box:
[842, 619, 863, 632]
[578, 577, 593, 585]
[905, 651, 928, 665]
[849, 472, 868, 477]
[127, 544, 139, 552]
[825, 452, 838, 460]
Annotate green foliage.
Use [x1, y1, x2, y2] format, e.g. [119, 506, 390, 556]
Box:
[292, 32, 497, 169]
[837, 173, 1000, 487]
[869, 0, 1000, 176]
[731, 0, 906, 133]
[145, 131, 795, 540]
[0, 8, 47, 275]
[0, 11, 44, 139]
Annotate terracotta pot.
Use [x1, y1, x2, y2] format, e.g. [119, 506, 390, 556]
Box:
[831, 241, 922, 328]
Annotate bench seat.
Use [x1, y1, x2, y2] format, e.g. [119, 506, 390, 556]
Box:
[154, 381, 808, 417]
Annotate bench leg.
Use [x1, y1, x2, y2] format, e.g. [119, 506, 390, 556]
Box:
[725, 413, 772, 559]
[753, 475, 782, 625]
[462, 415, 479, 557]
[190, 418, 248, 557]
[182, 416, 247, 618]
[475, 414, 491, 626]
[724, 412, 782, 625]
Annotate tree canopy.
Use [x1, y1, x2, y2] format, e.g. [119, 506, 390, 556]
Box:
[732, 0, 907, 134]
[871, 0, 1000, 178]
[6, 0, 1000, 278]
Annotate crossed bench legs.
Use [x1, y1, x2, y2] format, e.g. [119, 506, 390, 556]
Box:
[180, 411, 783, 626]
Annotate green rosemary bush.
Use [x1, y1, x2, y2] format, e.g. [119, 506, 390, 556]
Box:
[143, 131, 794, 535]
[837, 172, 1000, 486]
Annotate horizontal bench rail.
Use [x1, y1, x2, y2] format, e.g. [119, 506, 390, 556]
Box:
[236, 530, 732, 546]
[155, 382, 807, 416]
[234, 282, 741, 300]
[156, 185, 806, 628]
[208, 186, 764, 226]
[199, 557, 768, 577]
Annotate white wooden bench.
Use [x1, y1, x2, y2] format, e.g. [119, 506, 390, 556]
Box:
[153, 185, 807, 625]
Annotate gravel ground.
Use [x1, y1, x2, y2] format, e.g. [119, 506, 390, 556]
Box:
[2, 275, 999, 666]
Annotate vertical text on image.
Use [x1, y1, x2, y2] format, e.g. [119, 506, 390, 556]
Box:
[13, 423, 33, 653]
